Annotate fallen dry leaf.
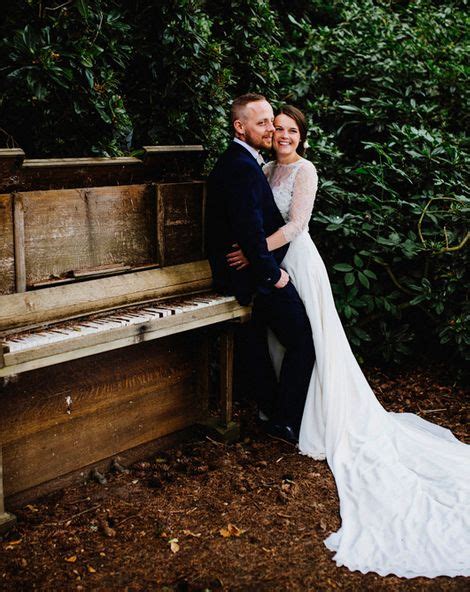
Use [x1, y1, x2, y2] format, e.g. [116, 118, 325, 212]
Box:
[182, 529, 201, 538]
[87, 565, 96, 573]
[65, 555, 77, 563]
[4, 539, 22, 546]
[220, 523, 246, 538]
[262, 547, 275, 554]
[169, 538, 179, 553]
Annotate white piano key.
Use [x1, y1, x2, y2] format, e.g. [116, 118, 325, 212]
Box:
[176, 303, 200, 311]
[94, 319, 123, 327]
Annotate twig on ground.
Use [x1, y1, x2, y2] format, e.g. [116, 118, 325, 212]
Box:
[44, 504, 101, 526]
[117, 514, 138, 527]
[65, 504, 101, 522]
[205, 435, 224, 447]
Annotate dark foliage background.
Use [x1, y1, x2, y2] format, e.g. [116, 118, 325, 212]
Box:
[0, 0, 468, 375]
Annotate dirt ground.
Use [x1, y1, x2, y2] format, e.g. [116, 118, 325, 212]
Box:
[1, 365, 468, 591]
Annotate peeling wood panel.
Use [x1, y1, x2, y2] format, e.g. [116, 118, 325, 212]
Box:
[0, 335, 205, 497]
[0, 195, 15, 295]
[157, 182, 205, 266]
[3, 381, 199, 496]
[6, 430, 193, 509]
[0, 337, 196, 444]
[13, 194, 26, 292]
[19, 184, 157, 286]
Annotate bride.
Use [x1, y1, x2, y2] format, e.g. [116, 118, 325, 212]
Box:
[228, 105, 470, 578]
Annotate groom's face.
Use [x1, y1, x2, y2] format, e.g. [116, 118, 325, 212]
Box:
[234, 100, 275, 151]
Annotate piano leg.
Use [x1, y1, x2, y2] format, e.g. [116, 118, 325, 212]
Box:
[219, 325, 234, 426]
[198, 323, 240, 443]
[216, 324, 240, 441]
[0, 446, 17, 534]
[198, 334, 210, 415]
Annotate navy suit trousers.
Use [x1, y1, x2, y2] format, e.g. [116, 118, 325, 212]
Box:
[251, 281, 315, 431]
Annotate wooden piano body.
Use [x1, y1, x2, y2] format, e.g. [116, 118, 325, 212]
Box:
[0, 146, 249, 531]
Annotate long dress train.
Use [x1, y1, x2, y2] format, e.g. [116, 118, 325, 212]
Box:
[263, 158, 470, 578]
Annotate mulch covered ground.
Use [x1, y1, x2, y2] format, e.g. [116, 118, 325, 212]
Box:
[1, 365, 468, 591]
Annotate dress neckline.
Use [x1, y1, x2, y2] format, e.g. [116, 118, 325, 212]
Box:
[274, 157, 305, 167]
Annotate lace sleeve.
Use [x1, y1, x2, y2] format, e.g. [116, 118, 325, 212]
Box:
[280, 161, 318, 242]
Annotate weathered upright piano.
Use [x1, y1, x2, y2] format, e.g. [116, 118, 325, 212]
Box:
[0, 146, 249, 532]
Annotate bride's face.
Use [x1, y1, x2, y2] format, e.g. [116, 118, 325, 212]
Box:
[273, 114, 301, 158]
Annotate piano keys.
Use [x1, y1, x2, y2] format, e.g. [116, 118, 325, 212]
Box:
[0, 291, 247, 377]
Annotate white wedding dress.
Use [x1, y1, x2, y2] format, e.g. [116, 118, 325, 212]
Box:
[263, 158, 470, 578]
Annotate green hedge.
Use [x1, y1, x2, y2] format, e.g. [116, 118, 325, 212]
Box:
[1, 1, 468, 373]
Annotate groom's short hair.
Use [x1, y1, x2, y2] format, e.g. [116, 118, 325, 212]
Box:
[231, 93, 267, 123]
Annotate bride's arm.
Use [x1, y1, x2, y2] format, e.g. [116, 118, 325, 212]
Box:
[227, 161, 318, 268]
[267, 161, 318, 250]
[265, 228, 289, 251]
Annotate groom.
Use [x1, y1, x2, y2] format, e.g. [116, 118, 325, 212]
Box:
[206, 93, 315, 443]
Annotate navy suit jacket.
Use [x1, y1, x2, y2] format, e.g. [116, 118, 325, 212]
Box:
[206, 141, 289, 305]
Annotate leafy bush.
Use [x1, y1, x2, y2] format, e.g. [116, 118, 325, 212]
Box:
[0, 0, 467, 372]
[0, 1, 132, 155]
[123, 0, 283, 155]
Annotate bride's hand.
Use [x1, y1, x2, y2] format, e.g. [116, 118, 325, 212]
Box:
[226, 244, 250, 270]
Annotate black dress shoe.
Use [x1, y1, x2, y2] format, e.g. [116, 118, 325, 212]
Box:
[265, 422, 298, 444]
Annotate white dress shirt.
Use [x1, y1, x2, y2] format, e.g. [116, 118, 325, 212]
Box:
[233, 138, 265, 165]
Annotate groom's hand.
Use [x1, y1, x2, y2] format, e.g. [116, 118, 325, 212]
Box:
[274, 269, 289, 288]
[227, 244, 250, 270]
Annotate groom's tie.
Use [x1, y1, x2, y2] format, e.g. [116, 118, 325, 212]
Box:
[256, 153, 265, 167]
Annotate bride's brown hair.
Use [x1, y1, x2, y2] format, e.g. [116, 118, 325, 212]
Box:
[276, 105, 307, 156]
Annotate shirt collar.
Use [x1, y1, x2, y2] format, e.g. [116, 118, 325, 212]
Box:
[233, 137, 260, 161]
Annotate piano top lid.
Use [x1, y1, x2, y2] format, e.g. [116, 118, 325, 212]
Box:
[0, 148, 25, 159]
[142, 145, 204, 153]
[0, 145, 207, 192]
[21, 156, 141, 168]
[21, 146, 206, 167]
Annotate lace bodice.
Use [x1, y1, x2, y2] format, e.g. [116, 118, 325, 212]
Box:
[263, 158, 318, 242]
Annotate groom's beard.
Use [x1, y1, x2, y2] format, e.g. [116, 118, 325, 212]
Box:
[244, 130, 273, 151]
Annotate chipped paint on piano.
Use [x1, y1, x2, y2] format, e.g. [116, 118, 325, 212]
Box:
[0, 146, 250, 519]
